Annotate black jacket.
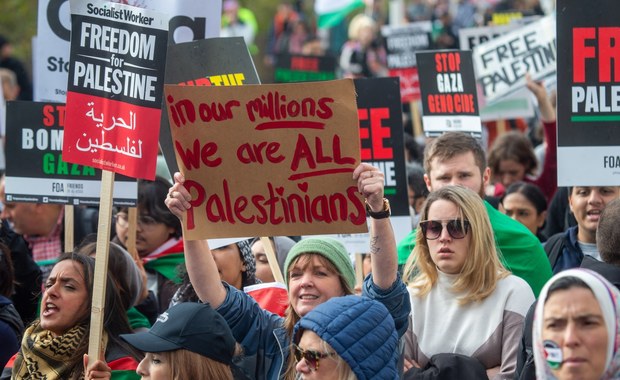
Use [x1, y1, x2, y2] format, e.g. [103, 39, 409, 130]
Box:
[0, 220, 40, 324]
[404, 353, 488, 380]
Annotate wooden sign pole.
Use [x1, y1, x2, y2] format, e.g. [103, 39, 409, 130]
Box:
[260, 236, 284, 284]
[126, 207, 138, 259]
[87, 170, 115, 364]
[411, 101, 424, 138]
[355, 253, 364, 289]
[64, 205, 74, 252]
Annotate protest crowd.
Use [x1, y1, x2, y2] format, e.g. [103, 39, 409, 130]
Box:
[1, 0, 620, 379]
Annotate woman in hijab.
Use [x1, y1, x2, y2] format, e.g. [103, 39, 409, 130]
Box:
[170, 239, 259, 305]
[533, 268, 620, 380]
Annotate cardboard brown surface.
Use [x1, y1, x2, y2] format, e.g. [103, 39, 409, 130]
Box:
[165, 79, 367, 239]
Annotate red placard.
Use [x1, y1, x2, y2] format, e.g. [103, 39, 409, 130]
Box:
[62, 2, 169, 180]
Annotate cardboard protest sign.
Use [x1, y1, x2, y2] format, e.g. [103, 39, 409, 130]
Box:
[4, 101, 137, 206]
[556, 0, 620, 185]
[307, 77, 411, 253]
[158, 37, 261, 177]
[34, 0, 71, 102]
[459, 24, 535, 121]
[473, 15, 556, 103]
[62, 1, 168, 180]
[356, 78, 409, 216]
[459, 24, 513, 50]
[274, 53, 337, 83]
[165, 79, 366, 239]
[381, 21, 432, 103]
[417, 50, 481, 137]
[33, 0, 222, 103]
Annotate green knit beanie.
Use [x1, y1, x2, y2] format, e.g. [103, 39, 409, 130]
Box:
[284, 237, 355, 290]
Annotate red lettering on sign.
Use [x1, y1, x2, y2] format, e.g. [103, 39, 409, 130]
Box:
[185, 179, 207, 231]
[167, 96, 240, 128]
[182, 179, 366, 230]
[291, 57, 319, 71]
[236, 141, 284, 164]
[179, 77, 213, 86]
[42, 104, 66, 127]
[290, 134, 356, 172]
[427, 94, 476, 114]
[573, 27, 620, 83]
[435, 52, 461, 72]
[175, 139, 221, 170]
[358, 108, 393, 160]
[599, 27, 620, 82]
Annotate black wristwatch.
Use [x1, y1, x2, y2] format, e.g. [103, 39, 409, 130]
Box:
[365, 198, 391, 219]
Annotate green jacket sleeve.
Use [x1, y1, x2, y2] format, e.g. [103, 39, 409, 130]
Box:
[397, 229, 417, 265]
[485, 201, 552, 297]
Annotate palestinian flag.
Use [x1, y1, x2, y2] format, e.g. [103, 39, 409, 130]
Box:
[245, 282, 288, 316]
[315, 0, 365, 29]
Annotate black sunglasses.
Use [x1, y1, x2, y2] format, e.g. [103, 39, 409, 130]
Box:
[294, 344, 337, 371]
[419, 219, 470, 240]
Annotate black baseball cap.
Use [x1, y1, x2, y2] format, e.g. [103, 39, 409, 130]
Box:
[120, 302, 236, 364]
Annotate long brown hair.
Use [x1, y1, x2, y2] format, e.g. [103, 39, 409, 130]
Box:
[283, 253, 353, 380]
[38, 252, 141, 379]
[160, 349, 233, 380]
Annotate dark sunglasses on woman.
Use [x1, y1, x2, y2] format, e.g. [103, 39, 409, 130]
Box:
[419, 219, 470, 240]
[294, 344, 337, 371]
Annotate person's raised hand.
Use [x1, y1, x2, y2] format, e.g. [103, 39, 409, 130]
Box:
[352, 163, 385, 212]
[83, 354, 111, 380]
[165, 172, 192, 219]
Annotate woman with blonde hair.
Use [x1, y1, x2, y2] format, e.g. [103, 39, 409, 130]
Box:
[339, 13, 387, 79]
[403, 185, 535, 379]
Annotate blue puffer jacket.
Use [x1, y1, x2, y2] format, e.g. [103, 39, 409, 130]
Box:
[294, 295, 399, 380]
[216, 272, 411, 380]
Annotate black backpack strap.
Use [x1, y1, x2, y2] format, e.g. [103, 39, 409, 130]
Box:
[515, 301, 537, 380]
[545, 233, 565, 272]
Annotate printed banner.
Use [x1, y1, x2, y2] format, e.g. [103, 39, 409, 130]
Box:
[274, 53, 337, 83]
[63, 0, 169, 180]
[158, 37, 261, 177]
[473, 15, 556, 103]
[381, 21, 432, 103]
[356, 78, 408, 217]
[33, 0, 221, 103]
[5, 101, 137, 206]
[165, 80, 366, 239]
[417, 50, 482, 137]
[556, 0, 620, 185]
[307, 77, 411, 253]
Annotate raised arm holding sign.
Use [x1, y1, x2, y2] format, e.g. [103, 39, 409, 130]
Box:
[165, 162, 408, 379]
[163, 79, 409, 380]
[61, 0, 169, 372]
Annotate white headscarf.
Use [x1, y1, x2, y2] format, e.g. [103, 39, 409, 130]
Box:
[533, 269, 620, 379]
